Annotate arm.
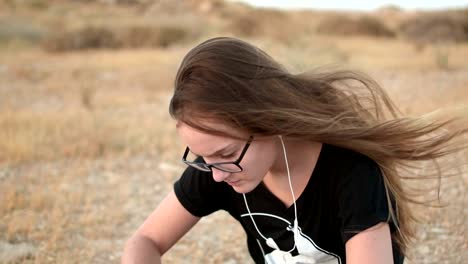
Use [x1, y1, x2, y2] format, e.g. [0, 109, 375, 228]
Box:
[345, 222, 393, 264]
[122, 190, 200, 264]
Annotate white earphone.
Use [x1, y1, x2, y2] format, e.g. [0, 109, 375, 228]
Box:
[243, 135, 299, 253]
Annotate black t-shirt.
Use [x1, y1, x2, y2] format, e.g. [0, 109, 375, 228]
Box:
[174, 143, 404, 264]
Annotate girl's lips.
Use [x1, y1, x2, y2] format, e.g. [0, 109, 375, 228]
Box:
[226, 179, 241, 186]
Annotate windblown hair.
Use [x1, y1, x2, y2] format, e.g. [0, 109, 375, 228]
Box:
[169, 36, 468, 254]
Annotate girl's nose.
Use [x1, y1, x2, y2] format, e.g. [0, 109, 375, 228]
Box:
[212, 168, 231, 182]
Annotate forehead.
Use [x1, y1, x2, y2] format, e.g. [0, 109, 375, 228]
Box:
[176, 118, 248, 138]
[176, 121, 248, 153]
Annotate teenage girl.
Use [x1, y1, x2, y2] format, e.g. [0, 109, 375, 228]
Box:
[122, 37, 467, 264]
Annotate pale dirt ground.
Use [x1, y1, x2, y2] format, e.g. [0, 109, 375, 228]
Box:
[0, 38, 467, 263]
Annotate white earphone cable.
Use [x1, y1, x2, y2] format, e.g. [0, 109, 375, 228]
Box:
[278, 135, 298, 234]
[243, 193, 268, 241]
[242, 135, 299, 252]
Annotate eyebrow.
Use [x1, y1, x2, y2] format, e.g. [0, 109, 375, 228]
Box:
[191, 143, 235, 158]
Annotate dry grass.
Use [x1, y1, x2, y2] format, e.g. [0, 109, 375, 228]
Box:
[0, 47, 184, 165]
[316, 15, 395, 38]
[0, 47, 186, 263]
[1, 1, 468, 263]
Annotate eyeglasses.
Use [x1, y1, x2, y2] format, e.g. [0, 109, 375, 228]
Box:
[182, 136, 253, 173]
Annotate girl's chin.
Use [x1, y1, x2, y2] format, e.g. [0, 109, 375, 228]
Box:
[230, 181, 258, 194]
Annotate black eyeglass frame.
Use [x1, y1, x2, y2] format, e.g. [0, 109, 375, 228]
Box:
[182, 136, 254, 173]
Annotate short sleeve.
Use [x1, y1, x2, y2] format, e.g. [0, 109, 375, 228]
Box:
[174, 163, 228, 217]
[337, 156, 391, 244]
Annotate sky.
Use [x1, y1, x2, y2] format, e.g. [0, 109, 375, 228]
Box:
[228, 0, 468, 11]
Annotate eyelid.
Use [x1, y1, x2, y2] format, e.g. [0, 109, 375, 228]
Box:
[219, 152, 235, 158]
[190, 150, 229, 159]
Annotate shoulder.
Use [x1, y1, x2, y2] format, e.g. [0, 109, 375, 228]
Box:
[322, 143, 379, 174]
[174, 164, 233, 217]
[321, 144, 384, 205]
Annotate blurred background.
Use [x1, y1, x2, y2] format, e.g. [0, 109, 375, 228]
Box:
[0, 0, 467, 263]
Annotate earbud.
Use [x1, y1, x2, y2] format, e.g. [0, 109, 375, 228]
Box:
[293, 219, 299, 244]
[266, 237, 280, 250]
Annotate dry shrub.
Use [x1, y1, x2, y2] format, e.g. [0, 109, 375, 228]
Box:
[222, 6, 308, 45]
[154, 25, 191, 47]
[42, 24, 192, 52]
[399, 14, 468, 43]
[228, 13, 260, 37]
[317, 15, 395, 38]
[42, 26, 119, 52]
[225, 9, 289, 37]
[118, 25, 190, 48]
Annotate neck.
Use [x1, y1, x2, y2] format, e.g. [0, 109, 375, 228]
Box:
[262, 138, 322, 207]
[268, 138, 322, 179]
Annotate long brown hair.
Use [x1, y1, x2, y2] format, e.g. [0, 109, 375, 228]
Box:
[169, 36, 468, 254]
